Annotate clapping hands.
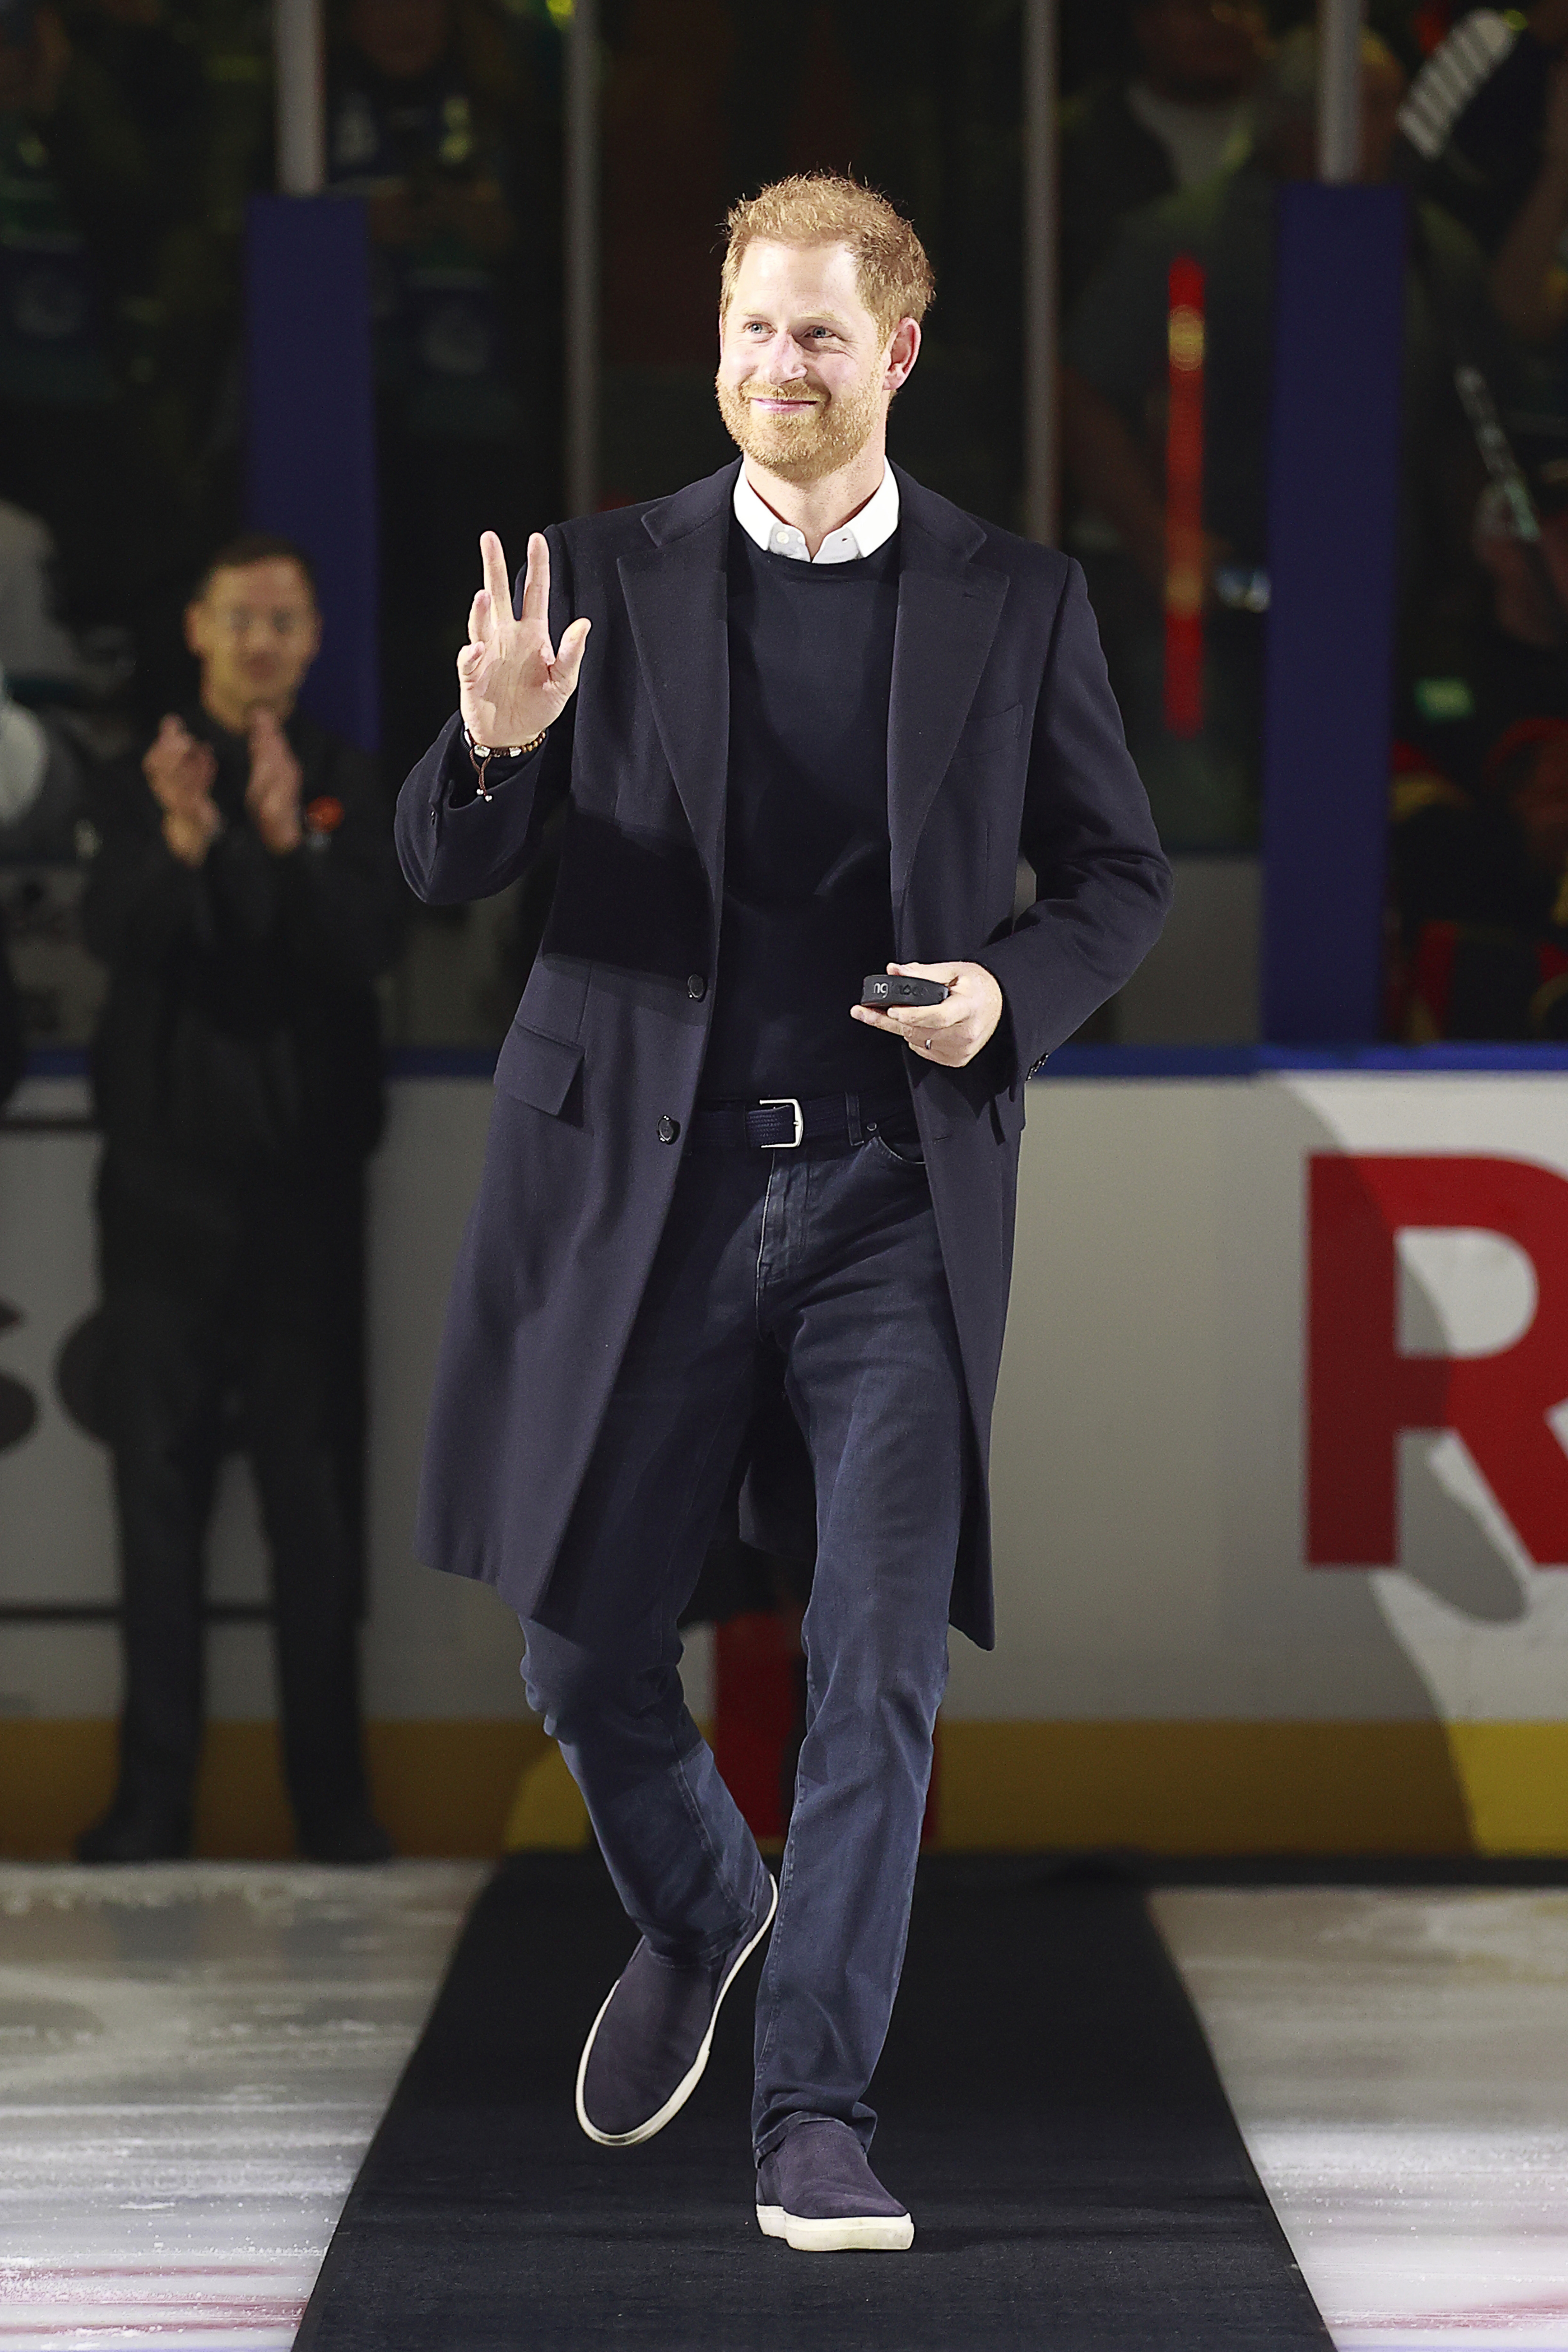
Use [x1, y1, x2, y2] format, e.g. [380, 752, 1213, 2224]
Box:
[144, 716, 220, 869]
[144, 709, 304, 866]
[244, 709, 303, 854]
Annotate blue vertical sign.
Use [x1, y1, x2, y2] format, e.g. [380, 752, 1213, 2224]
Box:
[1261, 182, 1406, 1042]
[245, 195, 379, 753]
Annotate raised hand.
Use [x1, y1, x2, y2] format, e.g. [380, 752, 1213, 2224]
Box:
[458, 531, 591, 750]
[144, 714, 220, 869]
[245, 708, 304, 854]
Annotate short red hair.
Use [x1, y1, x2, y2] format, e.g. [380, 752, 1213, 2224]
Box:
[720, 174, 934, 342]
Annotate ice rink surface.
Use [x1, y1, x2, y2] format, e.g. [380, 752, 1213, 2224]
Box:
[2, 1867, 1565, 2347]
[1156, 1887, 1568, 2352]
[0, 1863, 484, 2350]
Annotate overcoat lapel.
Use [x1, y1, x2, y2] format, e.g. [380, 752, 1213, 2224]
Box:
[618, 473, 734, 904]
[618, 461, 1006, 913]
[887, 473, 1008, 913]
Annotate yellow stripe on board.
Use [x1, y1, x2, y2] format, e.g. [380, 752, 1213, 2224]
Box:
[4, 1718, 1567, 1859]
[935, 1721, 1568, 1857]
[0, 1720, 555, 1860]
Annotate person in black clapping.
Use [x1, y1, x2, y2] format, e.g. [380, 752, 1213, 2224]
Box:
[77, 533, 407, 1863]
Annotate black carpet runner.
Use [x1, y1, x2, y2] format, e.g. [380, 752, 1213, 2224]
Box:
[293, 1854, 1331, 2351]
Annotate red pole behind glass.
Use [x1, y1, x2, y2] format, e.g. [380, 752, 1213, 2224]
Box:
[1164, 254, 1206, 739]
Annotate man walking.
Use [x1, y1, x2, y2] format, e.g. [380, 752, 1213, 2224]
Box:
[79, 534, 406, 1864]
[396, 176, 1170, 2247]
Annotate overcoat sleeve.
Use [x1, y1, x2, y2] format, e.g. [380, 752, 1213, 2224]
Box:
[976, 558, 1172, 1080]
[394, 524, 577, 906]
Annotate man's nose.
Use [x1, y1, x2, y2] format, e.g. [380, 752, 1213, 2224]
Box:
[757, 331, 808, 379]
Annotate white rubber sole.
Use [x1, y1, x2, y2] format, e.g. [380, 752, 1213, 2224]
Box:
[756, 2201, 914, 2252]
[575, 1873, 778, 2148]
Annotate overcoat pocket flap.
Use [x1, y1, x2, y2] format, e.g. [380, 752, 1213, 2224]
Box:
[493, 1024, 583, 1116]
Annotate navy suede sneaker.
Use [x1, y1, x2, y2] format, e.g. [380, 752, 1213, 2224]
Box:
[576, 1875, 777, 2146]
[756, 2117, 913, 2251]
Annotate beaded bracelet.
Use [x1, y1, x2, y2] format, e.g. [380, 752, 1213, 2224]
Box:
[463, 720, 549, 801]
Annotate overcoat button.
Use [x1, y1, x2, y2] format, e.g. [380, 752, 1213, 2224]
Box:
[657, 1115, 680, 1144]
[687, 973, 707, 1001]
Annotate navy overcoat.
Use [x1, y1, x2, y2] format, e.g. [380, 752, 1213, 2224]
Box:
[395, 461, 1171, 1648]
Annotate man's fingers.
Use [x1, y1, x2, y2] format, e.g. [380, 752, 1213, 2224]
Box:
[519, 532, 551, 628]
[888, 960, 964, 986]
[467, 590, 489, 648]
[147, 718, 215, 810]
[480, 530, 512, 621]
[550, 615, 592, 698]
[154, 714, 192, 762]
[879, 994, 965, 1033]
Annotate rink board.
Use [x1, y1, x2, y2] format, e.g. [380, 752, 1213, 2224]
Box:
[3, 1065, 1568, 1854]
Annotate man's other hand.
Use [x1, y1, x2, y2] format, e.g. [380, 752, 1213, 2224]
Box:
[144, 715, 220, 868]
[458, 531, 591, 750]
[245, 709, 303, 854]
[851, 961, 1005, 1069]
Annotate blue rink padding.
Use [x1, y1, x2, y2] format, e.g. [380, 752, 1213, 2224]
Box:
[17, 1043, 1568, 1085]
[1039, 1042, 1568, 1078]
[1261, 181, 1408, 1048]
[245, 193, 380, 754]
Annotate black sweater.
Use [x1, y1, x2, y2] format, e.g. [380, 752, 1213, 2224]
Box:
[700, 522, 904, 1100]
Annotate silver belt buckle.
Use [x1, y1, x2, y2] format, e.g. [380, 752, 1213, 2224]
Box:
[759, 1096, 804, 1149]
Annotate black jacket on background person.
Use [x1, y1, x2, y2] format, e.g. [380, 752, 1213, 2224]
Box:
[84, 707, 406, 1168]
[75, 703, 408, 1861]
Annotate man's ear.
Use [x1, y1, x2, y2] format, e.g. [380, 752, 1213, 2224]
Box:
[884, 317, 921, 395]
[182, 599, 207, 658]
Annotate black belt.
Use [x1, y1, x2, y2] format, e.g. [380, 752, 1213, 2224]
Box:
[689, 1088, 915, 1152]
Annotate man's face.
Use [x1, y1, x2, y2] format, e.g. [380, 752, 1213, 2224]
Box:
[1133, 0, 1269, 103]
[715, 240, 907, 486]
[185, 559, 321, 720]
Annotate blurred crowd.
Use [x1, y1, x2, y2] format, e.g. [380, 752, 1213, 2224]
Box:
[0, 0, 565, 1088]
[1060, 0, 1568, 1039]
[2, 0, 1568, 1058]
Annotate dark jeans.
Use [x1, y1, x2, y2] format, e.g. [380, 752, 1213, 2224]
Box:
[98, 1147, 373, 1835]
[519, 1125, 967, 2161]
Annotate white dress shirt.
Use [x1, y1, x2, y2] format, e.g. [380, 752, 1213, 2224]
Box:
[731, 462, 900, 565]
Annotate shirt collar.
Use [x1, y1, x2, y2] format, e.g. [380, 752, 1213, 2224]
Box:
[731, 461, 899, 565]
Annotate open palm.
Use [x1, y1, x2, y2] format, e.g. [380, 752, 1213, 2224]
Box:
[458, 530, 591, 748]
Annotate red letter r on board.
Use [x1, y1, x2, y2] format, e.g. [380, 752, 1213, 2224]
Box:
[1307, 1155, 1568, 1567]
